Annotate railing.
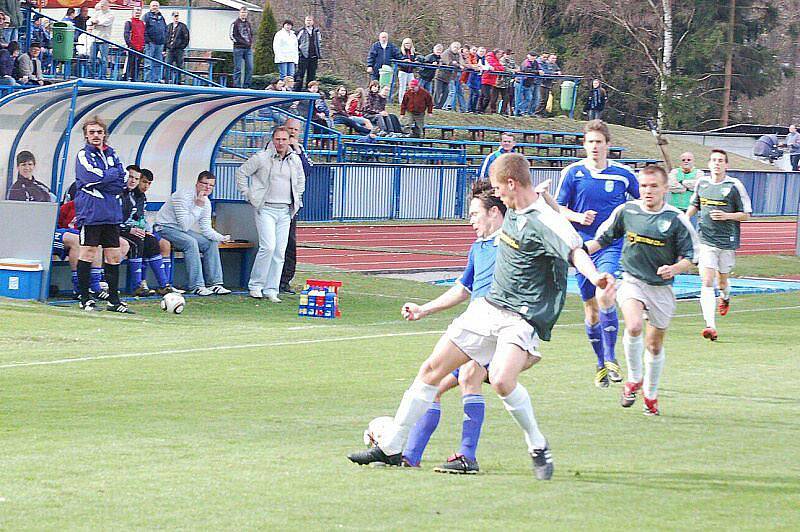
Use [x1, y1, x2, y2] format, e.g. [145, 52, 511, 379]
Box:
[342, 141, 466, 165]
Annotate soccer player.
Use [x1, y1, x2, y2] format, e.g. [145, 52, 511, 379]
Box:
[685, 149, 752, 341]
[555, 119, 639, 388]
[585, 165, 698, 415]
[348, 153, 613, 479]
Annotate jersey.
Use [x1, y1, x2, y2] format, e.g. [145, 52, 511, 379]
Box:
[479, 148, 515, 179]
[486, 197, 583, 341]
[667, 167, 704, 211]
[595, 200, 699, 286]
[458, 231, 499, 299]
[690, 175, 752, 250]
[556, 159, 640, 244]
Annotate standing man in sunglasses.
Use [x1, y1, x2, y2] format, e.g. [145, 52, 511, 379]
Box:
[668, 151, 705, 212]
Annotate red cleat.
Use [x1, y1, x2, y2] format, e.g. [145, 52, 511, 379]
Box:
[621, 380, 642, 408]
[702, 327, 718, 341]
[718, 298, 730, 316]
[643, 396, 660, 416]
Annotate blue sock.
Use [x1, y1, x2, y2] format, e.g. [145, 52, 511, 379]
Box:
[403, 402, 441, 466]
[90, 267, 103, 292]
[147, 256, 168, 288]
[586, 321, 604, 368]
[162, 257, 172, 283]
[130, 257, 143, 287]
[71, 270, 79, 294]
[459, 394, 485, 461]
[599, 306, 619, 364]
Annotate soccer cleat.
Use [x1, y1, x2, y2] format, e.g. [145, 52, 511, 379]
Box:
[701, 327, 718, 341]
[107, 301, 134, 314]
[529, 443, 554, 480]
[156, 284, 183, 296]
[209, 284, 231, 295]
[89, 288, 110, 301]
[605, 360, 623, 383]
[594, 366, 609, 388]
[132, 285, 155, 297]
[718, 297, 730, 316]
[347, 445, 402, 466]
[433, 453, 480, 475]
[643, 396, 660, 416]
[621, 380, 642, 408]
[192, 287, 214, 296]
[279, 285, 297, 295]
[79, 299, 98, 312]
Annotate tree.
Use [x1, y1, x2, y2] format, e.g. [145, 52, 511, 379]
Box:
[254, 1, 278, 75]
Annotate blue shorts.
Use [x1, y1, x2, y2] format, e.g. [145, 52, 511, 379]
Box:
[151, 231, 162, 242]
[576, 246, 622, 301]
[52, 228, 80, 259]
[452, 362, 491, 381]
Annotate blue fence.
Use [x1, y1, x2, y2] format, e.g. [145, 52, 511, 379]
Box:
[729, 171, 800, 216]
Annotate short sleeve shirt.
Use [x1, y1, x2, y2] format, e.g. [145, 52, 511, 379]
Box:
[458, 232, 499, 299]
[690, 176, 752, 250]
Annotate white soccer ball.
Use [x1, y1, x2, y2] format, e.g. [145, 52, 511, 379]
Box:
[160, 292, 185, 314]
[363, 416, 394, 448]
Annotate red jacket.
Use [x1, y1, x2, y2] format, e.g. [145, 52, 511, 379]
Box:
[481, 52, 504, 87]
[59, 201, 77, 229]
[125, 18, 146, 52]
[400, 87, 433, 115]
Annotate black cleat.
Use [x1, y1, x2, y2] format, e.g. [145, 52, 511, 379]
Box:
[605, 360, 623, 383]
[279, 285, 297, 295]
[530, 443, 554, 480]
[347, 445, 402, 466]
[107, 301, 135, 314]
[79, 299, 99, 312]
[433, 453, 479, 475]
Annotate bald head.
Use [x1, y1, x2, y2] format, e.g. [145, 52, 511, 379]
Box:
[284, 118, 302, 140]
[679, 151, 695, 171]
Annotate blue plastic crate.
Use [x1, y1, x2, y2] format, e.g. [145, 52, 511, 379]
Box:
[0, 263, 43, 300]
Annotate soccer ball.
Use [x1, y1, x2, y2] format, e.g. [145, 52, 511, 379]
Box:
[160, 292, 185, 314]
[363, 416, 394, 448]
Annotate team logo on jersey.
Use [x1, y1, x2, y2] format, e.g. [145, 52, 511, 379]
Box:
[605, 180, 615, 193]
[499, 231, 520, 249]
[576, 170, 585, 177]
[657, 218, 672, 233]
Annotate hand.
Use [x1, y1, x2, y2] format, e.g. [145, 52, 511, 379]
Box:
[657, 264, 676, 280]
[534, 179, 551, 195]
[682, 179, 696, 190]
[222, 234, 232, 243]
[366, 67, 373, 74]
[578, 210, 597, 226]
[592, 272, 615, 290]
[709, 210, 729, 221]
[131, 227, 146, 238]
[401, 303, 426, 321]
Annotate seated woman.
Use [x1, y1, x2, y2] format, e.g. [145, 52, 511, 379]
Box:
[346, 87, 374, 131]
[364, 82, 403, 134]
[6, 151, 54, 202]
[331, 86, 371, 135]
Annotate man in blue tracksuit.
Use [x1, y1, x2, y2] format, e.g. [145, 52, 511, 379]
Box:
[74, 116, 129, 313]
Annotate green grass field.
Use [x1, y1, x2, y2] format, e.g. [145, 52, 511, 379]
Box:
[1, 271, 799, 529]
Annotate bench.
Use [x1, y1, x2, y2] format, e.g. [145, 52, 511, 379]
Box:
[424, 124, 585, 144]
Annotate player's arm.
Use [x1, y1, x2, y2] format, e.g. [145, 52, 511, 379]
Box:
[585, 203, 625, 254]
[658, 213, 700, 280]
[710, 210, 749, 221]
[570, 247, 613, 289]
[554, 169, 595, 224]
[534, 179, 560, 211]
[558, 205, 597, 226]
[685, 180, 702, 218]
[402, 284, 470, 321]
[656, 258, 693, 280]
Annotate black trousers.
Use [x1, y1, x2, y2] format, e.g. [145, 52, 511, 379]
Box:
[280, 216, 297, 288]
[294, 56, 318, 91]
[791, 154, 800, 171]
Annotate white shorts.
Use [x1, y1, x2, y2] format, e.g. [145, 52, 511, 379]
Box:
[616, 274, 676, 330]
[446, 298, 540, 366]
[698, 243, 736, 274]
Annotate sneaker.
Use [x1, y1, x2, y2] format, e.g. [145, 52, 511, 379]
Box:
[79, 299, 98, 312]
[132, 285, 155, 297]
[191, 287, 214, 296]
[400, 457, 420, 468]
[156, 284, 183, 296]
[279, 285, 296, 295]
[107, 301, 134, 314]
[89, 288, 110, 301]
[594, 366, 609, 388]
[621, 380, 642, 408]
[718, 297, 730, 316]
[643, 396, 660, 416]
[267, 294, 282, 303]
[347, 445, 402, 466]
[701, 327, 718, 341]
[433, 453, 479, 475]
[605, 360, 623, 383]
[529, 443, 554, 480]
[249, 289, 264, 299]
[209, 285, 231, 295]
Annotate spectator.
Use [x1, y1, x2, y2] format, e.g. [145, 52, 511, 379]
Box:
[307, 81, 333, 131]
[137, 169, 180, 294]
[30, 16, 52, 72]
[0, 39, 17, 85]
[479, 132, 516, 179]
[478, 48, 503, 114]
[273, 19, 298, 79]
[535, 53, 561, 116]
[786, 124, 800, 171]
[366, 31, 401, 82]
[230, 7, 253, 88]
[294, 15, 320, 90]
[165, 11, 189, 84]
[155, 171, 232, 296]
[0, 4, 19, 44]
[400, 78, 433, 138]
[62, 7, 76, 24]
[16, 42, 46, 85]
[363, 80, 387, 123]
[331, 86, 371, 135]
[280, 118, 312, 294]
[89, 0, 114, 79]
[73, 6, 90, 36]
[584, 78, 607, 120]
[465, 46, 481, 112]
[346, 87, 375, 130]
[434, 41, 461, 110]
[528, 52, 546, 117]
[7, 151, 53, 202]
[515, 51, 537, 116]
[123, 6, 145, 81]
[143, 1, 167, 83]
[667, 151, 704, 212]
[0, 10, 8, 49]
[457, 45, 478, 113]
[475, 46, 493, 113]
[497, 49, 517, 116]
[76, 20, 95, 66]
[235, 127, 305, 302]
[396, 37, 419, 104]
[418, 43, 442, 93]
[443, 42, 468, 112]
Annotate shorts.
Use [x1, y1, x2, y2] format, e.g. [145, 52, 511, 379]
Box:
[52, 228, 80, 259]
[577, 245, 621, 301]
[616, 274, 676, 330]
[698, 243, 735, 274]
[80, 224, 120, 248]
[451, 361, 490, 381]
[445, 298, 540, 367]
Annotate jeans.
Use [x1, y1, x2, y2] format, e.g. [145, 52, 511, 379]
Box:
[791, 154, 800, 172]
[144, 43, 164, 83]
[249, 204, 292, 295]
[277, 62, 296, 79]
[530, 83, 542, 115]
[233, 47, 253, 88]
[444, 79, 468, 112]
[397, 70, 414, 105]
[419, 78, 432, 93]
[157, 225, 223, 290]
[165, 48, 185, 84]
[333, 115, 371, 135]
[433, 79, 449, 108]
[468, 85, 480, 112]
[90, 41, 109, 79]
[515, 84, 533, 115]
[588, 109, 603, 121]
[125, 50, 142, 81]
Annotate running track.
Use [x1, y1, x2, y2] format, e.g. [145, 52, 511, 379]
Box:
[297, 221, 798, 273]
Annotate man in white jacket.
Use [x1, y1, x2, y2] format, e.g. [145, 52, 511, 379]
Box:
[89, 0, 114, 79]
[236, 126, 305, 302]
[273, 19, 299, 80]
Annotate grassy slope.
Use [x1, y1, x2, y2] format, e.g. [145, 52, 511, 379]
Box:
[1, 269, 799, 529]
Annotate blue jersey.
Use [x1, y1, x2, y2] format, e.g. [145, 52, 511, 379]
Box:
[458, 233, 499, 299]
[556, 159, 639, 243]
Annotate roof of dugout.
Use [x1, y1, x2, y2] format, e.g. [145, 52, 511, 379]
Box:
[0, 79, 318, 204]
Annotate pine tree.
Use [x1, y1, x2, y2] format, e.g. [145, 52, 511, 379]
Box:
[254, 1, 277, 75]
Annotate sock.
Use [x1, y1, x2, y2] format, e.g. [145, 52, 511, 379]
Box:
[585, 321, 604, 368]
[129, 257, 143, 287]
[380, 380, 439, 455]
[71, 270, 79, 294]
[599, 306, 619, 364]
[720, 285, 731, 301]
[147, 255, 168, 288]
[623, 331, 644, 383]
[501, 383, 546, 452]
[459, 394, 485, 461]
[77, 260, 92, 301]
[162, 256, 172, 283]
[104, 262, 120, 304]
[402, 402, 441, 466]
[643, 347, 666, 400]
[700, 286, 716, 328]
[90, 267, 103, 292]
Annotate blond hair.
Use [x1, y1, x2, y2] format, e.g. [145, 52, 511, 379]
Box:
[491, 153, 531, 186]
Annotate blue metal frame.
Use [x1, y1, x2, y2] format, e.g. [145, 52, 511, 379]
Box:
[107, 93, 191, 133]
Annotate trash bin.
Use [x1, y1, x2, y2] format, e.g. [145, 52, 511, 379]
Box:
[52, 22, 75, 62]
[560, 80, 576, 113]
[379, 65, 394, 88]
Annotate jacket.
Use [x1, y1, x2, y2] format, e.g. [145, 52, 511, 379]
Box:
[230, 18, 253, 49]
[297, 26, 321, 59]
[495, 56, 516, 89]
[346, 97, 364, 117]
[235, 142, 306, 217]
[143, 10, 167, 45]
[166, 21, 189, 51]
[367, 41, 400, 72]
[273, 28, 299, 64]
[120, 187, 146, 231]
[156, 187, 225, 241]
[398, 49, 419, 73]
[400, 88, 433, 115]
[15, 53, 43, 82]
[364, 92, 386, 115]
[74, 143, 126, 226]
[124, 18, 145, 51]
[480, 52, 503, 87]
[418, 52, 440, 82]
[90, 9, 114, 40]
[0, 49, 14, 77]
[7, 176, 53, 202]
[330, 95, 348, 118]
[59, 201, 77, 229]
[584, 87, 607, 112]
[434, 48, 461, 82]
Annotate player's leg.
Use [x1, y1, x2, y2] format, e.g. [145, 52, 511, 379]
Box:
[143, 234, 169, 292]
[158, 234, 173, 284]
[595, 249, 622, 382]
[699, 245, 720, 340]
[403, 372, 458, 467]
[577, 271, 606, 387]
[61, 231, 81, 297]
[102, 229, 128, 311]
[716, 252, 734, 316]
[618, 287, 646, 408]
[642, 325, 667, 416]
[77, 226, 101, 309]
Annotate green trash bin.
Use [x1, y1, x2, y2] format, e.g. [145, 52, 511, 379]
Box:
[52, 22, 75, 62]
[560, 80, 576, 113]
[379, 65, 394, 88]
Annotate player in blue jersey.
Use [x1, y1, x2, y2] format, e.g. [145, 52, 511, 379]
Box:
[555, 120, 639, 388]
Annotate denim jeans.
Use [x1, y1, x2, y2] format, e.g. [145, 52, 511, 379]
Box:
[157, 225, 223, 290]
[144, 43, 164, 83]
[444, 79, 467, 111]
[249, 204, 292, 296]
[515, 84, 533, 115]
[530, 83, 542, 115]
[277, 62, 296, 79]
[90, 41, 109, 79]
[233, 47, 253, 88]
[419, 78, 432, 93]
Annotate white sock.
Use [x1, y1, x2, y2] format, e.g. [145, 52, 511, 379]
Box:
[700, 286, 717, 328]
[623, 330, 644, 383]
[644, 347, 666, 400]
[720, 285, 731, 300]
[379, 380, 439, 455]
[501, 383, 546, 452]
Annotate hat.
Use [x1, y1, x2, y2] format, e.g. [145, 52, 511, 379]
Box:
[409, 79, 420, 87]
[528, 51, 537, 57]
[505, 49, 514, 55]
